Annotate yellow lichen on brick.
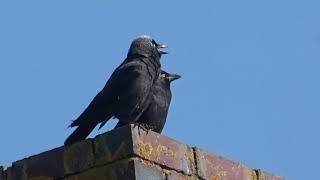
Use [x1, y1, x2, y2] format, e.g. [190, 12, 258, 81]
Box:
[133, 157, 155, 167]
[258, 173, 265, 180]
[155, 145, 167, 159]
[155, 145, 177, 161]
[136, 140, 153, 158]
[187, 148, 195, 163]
[243, 165, 257, 180]
[211, 176, 219, 180]
[133, 157, 163, 172]
[217, 170, 227, 177]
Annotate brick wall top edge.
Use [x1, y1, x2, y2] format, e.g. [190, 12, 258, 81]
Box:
[2, 124, 283, 180]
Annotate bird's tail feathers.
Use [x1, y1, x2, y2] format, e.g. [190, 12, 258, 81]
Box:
[69, 119, 80, 127]
[64, 122, 96, 146]
[97, 115, 113, 130]
[66, 119, 76, 129]
[98, 120, 107, 130]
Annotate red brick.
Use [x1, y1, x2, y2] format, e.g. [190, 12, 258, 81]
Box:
[194, 148, 256, 180]
[167, 172, 197, 180]
[93, 125, 134, 166]
[4, 124, 283, 179]
[131, 125, 195, 175]
[133, 159, 165, 180]
[93, 125, 195, 175]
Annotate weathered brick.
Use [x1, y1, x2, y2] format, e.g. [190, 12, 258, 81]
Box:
[3, 124, 283, 179]
[194, 148, 256, 180]
[63, 139, 95, 174]
[93, 125, 195, 175]
[19, 147, 64, 179]
[167, 172, 197, 180]
[65, 158, 135, 180]
[134, 159, 164, 180]
[7, 147, 65, 179]
[131, 125, 195, 175]
[93, 125, 134, 166]
[6, 165, 26, 180]
[255, 169, 284, 180]
[7, 141, 95, 179]
[66, 158, 165, 180]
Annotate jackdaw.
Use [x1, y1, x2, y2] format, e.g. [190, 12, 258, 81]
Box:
[64, 35, 168, 145]
[113, 70, 180, 133]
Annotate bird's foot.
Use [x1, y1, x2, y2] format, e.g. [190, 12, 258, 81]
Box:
[140, 123, 153, 135]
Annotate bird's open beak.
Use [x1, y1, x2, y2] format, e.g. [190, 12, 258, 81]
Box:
[168, 74, 181, 82]
[157, 44, 168, 54]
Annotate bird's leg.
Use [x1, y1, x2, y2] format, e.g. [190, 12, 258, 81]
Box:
[138, 124, 149, 136]
[140, 123, 152, 135]
[132, 122, 149, 136]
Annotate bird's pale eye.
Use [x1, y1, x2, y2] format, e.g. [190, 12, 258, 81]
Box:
[160, 74, 166, 78]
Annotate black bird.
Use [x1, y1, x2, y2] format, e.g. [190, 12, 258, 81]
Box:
[113, 70, 180, 133]
[64, 35, 168, 145]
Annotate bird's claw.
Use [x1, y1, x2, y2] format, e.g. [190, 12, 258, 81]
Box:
[132, 123, 150, 136]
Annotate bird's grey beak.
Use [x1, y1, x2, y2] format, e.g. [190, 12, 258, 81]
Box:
[157, 44, 168, 54]
[168, 74, 181, 82]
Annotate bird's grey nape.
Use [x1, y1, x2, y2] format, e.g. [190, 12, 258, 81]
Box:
[137, 34, 153, 40]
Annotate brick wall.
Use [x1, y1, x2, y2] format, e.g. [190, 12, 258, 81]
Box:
[0, 125, 283, 180]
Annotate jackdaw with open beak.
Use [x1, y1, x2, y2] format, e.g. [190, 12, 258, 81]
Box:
[64, 35, 168, 145]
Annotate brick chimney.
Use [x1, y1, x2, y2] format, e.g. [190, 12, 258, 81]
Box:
[0, 125, 283, 180]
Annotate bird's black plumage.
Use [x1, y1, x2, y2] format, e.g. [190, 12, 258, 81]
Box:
[64, 35, 168, 145]
[114, 70, 180, 133]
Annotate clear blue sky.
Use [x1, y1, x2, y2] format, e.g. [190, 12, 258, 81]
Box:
[1, 1, 319, 179]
